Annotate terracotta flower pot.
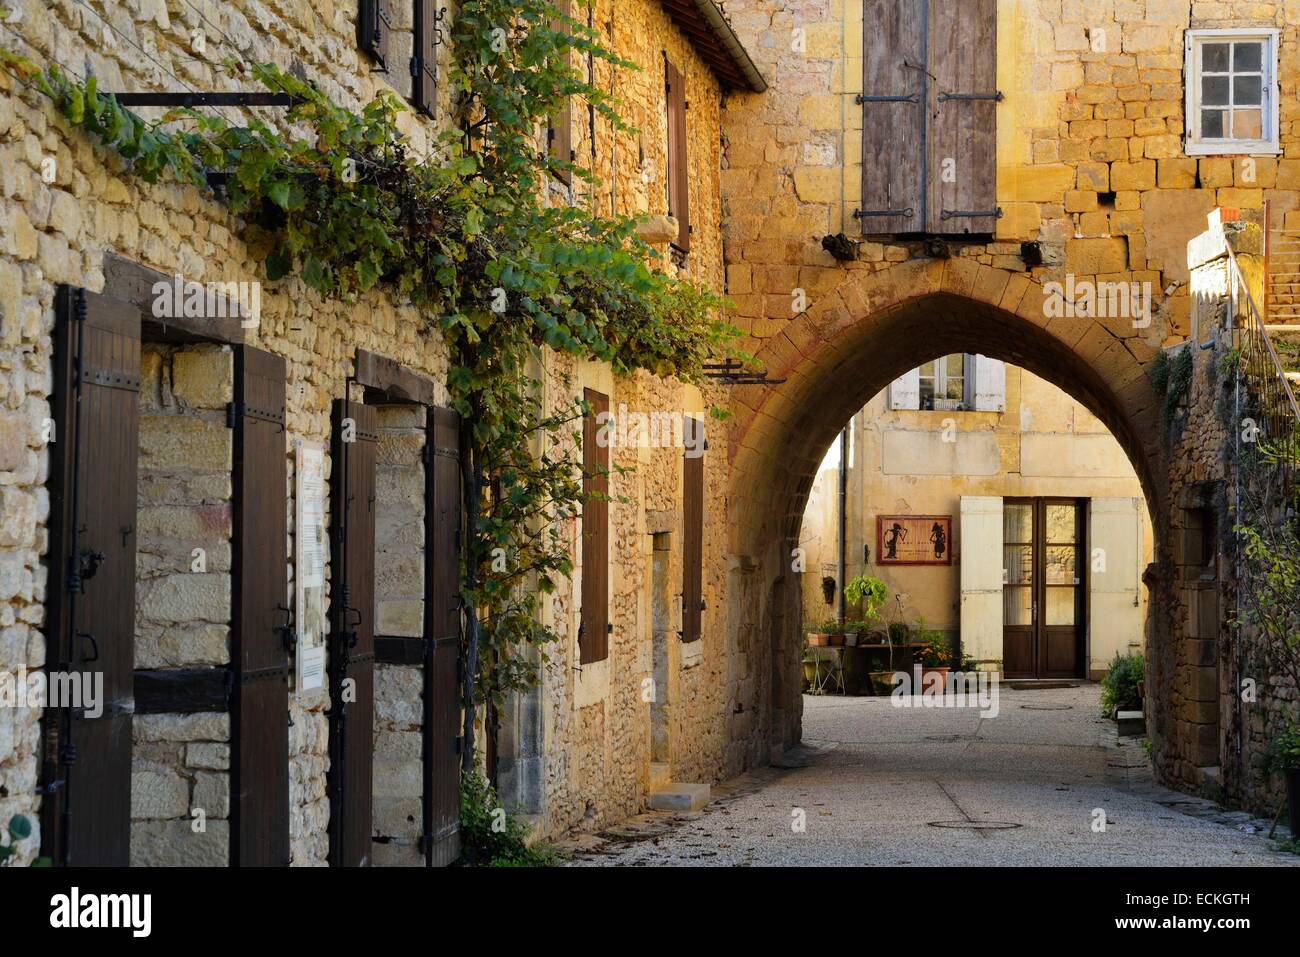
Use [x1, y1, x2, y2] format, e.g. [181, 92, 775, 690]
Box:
[808, 633, 830, 647]
[921, 666, 950, 690]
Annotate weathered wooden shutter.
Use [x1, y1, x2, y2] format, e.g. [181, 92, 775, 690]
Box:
[423, 406, 461, 866]
[230, 345, 290, 866]
[927, 0, 1000, 234]
[971, 355, 1006, 412]
[358, 0, 392, 69]
[665, 58, 690, 252]
[548, 0, 573, 184]
[580, 389, 609, 664]
[860, 0, 926, 234]
[959, 496, 1004, 666]
[42, 287, 140, 867]
[412, 0, 438, 117]
[329, 400, 378, 866]
[682, 417, 705, 643]
[888, 368, 921, 410]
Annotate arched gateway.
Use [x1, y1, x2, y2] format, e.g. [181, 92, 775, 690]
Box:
[721, 259, 1170, 759]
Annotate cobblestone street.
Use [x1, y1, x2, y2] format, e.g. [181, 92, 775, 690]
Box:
[567, 686, 1299, 867]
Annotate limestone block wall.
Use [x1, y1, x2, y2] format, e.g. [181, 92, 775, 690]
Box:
[131, 341, 234, 865]
[371, 404, 426, 866]
[0, 0, 737, 861]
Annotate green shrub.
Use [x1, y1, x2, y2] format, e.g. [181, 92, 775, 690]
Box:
[458, 771, 560, 867]
[1263, 716, 1300, 775]
[1100, 652, 1145, 718]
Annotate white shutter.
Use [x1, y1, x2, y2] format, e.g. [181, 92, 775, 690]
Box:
[960, 496, 1003, 665]
[888, 368, 920, 410]
[972, 355, 1006, 412]
[1088, 497, 1145, 678]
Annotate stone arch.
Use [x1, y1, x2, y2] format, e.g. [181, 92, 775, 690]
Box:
[722, 258, 1170, 758]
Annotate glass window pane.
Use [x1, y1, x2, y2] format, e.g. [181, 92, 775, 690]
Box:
[1045, 504, 1077, 543]
[1201, 74, 1230, 105]
[1003, 544, 1033, 585]
[1202, 42, 1230, 72]
[1233, 41, 1263, 72]
[1232, 108, 1262, 140]
[1004, 586, 1032, 626]
[1045, 545, 1077, 585]
[1233, 74, 1262, 106]
[1003, 504, 1032, 543]
[1046, 587, 1076, 626]
[1201, 109, 1226, 138]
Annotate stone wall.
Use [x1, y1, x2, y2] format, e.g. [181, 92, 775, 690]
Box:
[131, 341, 233, 865]
[0, 0, 736, 862]
[371, 404, 425, 866]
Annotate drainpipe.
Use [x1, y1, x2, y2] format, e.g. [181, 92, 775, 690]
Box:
[838, 425, 848, 628]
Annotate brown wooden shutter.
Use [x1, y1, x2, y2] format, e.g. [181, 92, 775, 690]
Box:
[230, 344, 291, 867]
[927, 0, 999, 234]
[860, 0, 926, 235]
[580, 389, 609, 664]
[41, 287, 140, 867]
[423, 405, 461, 866]
[665, 58, 691, 252]
[358, 0, 392, 69]
[682, 417, 705, 644]
[412, 0, 438, 117]
[548, 0, 573, 184]
[328, 400, 378, 866]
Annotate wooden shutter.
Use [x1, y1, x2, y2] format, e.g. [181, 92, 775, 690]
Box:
[328, 400, 378, 866]
[665, 58, 690, 252]
[971, 355, 1006, 412]
[358, 0, 392, 69]
[41, 287, 140, 867]
[889, 368, 921, 410]
[580, 389, 609, 664]
[682, 417, 705, 643]
[230, 345, 290, 866]
[860, 0, 926, 234]
[548, 0, 573, 184]
[423, 406, 461, 866]
[412, 0, 438, 117]
[928, 0, 999, 234]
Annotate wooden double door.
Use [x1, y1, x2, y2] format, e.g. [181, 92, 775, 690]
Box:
[1002, 498, 1086, 679]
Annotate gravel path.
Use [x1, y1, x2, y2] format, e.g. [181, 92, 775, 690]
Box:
[564, 684, 1298, 866]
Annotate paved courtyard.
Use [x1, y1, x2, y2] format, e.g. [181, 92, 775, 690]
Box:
[566, 684, 1298, 866]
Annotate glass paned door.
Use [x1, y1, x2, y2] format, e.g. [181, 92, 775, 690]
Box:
[1002, 499, 1085, 678]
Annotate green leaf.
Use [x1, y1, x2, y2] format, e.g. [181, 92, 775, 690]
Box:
[7, 814, 31, 840]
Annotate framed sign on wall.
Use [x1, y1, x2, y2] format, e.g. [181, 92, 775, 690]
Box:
[876, 515, 953, 566]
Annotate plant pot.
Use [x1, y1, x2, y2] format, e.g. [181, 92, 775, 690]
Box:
[1287, 767, 1300, 839]
[808, 633, 831, 647]
[827, 633, 845, 647]
[801, 659, 817, 690]
[869, 671, 897, 696]
[921, 667, 950, 691]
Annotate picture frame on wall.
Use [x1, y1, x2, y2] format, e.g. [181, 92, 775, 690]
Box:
[876, 515, 954, 566]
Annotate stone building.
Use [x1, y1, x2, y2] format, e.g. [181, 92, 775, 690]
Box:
[0, 0, 1298, 868]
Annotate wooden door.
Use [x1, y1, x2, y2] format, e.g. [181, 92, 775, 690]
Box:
[329, 400, 378, 866]
[230, 345, 290, 866]
[423, 406, 461, 866]
[1002, 499, 1084, 679]
[42, 286, 141, 866]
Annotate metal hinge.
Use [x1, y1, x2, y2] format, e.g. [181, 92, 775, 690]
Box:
[940, 208, 1004, 221]
[855, 93, 918, 104]
[854, 208, 914, 219]
[938, 90, 1004, 102]
[226, 402, 286, 428]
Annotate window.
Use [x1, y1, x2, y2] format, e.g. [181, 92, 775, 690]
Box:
[1185, 29, 1280, 155]
[860, 0, 999, 235]
[665, 58, 690, 253]
[889, 354, 1005, 412]
[580, 389, 609, 663]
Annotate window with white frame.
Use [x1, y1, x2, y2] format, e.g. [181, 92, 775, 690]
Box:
[1184, 29, 1280, 155]
[889, 355, 1006, 412]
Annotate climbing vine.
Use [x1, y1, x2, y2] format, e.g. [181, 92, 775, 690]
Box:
[1, 0, 737, 772]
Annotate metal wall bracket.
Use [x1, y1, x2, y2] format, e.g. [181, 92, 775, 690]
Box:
[941, 208, 1004, 220]
[107, 92, 302, 108]
[854, 208, 914, 219]
[937, 91, 1004, 102]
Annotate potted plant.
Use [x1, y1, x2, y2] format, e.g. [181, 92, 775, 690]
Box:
[1099, 651, 1144, 718]
[1264, 716, 1300, 840]
[915, 621, 950, 687]
[844, 575, 889, 626]
[807, 618, 845, 647]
